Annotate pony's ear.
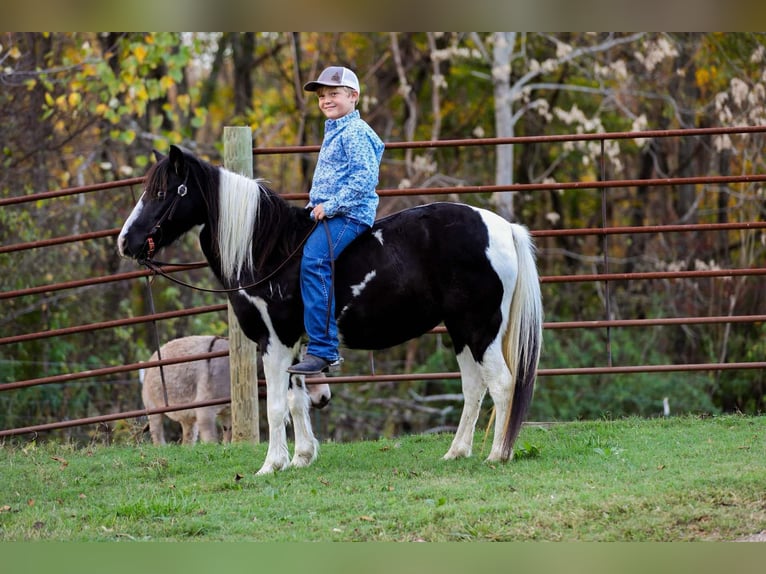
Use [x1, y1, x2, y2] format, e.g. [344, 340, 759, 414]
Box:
[168, 144, 185, 176]
[152, 149, 167, 163]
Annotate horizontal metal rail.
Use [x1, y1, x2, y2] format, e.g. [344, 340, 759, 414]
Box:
[3, 261, 762, 304]
[3, 360, 765, 438]
[4, 221, 764, 303]
[0, 397, 232, 438]
[0, 177, 144, 207]
[0, 262, 208, 300]
[0, 304, 227, 346]
[2, 124, 765, 209]
[4, 220, 766, 257]
[0, 350, 230, 391]
[3, 267, 762, 346]
[0, 313, 761, 415]
[543, 267, 766, 283]
[0, 228, 121, 255]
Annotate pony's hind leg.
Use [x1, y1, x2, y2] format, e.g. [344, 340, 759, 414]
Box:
[287, 374, 319, 468]
[480, 342, 515, 462]
[444, 347, 487, 460]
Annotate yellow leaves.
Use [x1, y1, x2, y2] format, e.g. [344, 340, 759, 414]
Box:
[695, 66, 718, 90]
[133, 84, 149, 103]
[44, 91, 83, 116]
[134, 44, 148, 64]
[176, 93, 191, 113]
[57, 170, 71, 187]
[160, 76, 175, 92]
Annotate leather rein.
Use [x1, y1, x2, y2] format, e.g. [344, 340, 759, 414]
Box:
[137, 178, 321, 294]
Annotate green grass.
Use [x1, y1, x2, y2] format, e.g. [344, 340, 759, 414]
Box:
[1, 414, 764, 541]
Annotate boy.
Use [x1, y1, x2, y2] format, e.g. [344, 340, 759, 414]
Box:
[287, 66, 385, 375]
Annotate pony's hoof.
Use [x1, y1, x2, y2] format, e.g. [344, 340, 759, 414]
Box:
[485, 450, 513, 464]
[443, 448, 471, 460]
[255, 457, 290, 475]
[290, 453, 316, 468]
[255, 465, 276, 476]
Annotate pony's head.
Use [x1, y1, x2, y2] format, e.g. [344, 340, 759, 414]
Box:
[118, 145, 211, 261]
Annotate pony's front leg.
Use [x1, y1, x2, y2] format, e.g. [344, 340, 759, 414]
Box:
[288, 374, 319, 468]
[256, 344, 295, 475]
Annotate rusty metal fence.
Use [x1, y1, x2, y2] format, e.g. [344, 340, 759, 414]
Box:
[2, 125, 766, 438]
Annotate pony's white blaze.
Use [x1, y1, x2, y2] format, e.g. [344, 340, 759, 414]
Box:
[372, 229, 384, 245]
[117, 192, 147, 257]
[351, 270, 377, 297]
[217, 170, 266, 281]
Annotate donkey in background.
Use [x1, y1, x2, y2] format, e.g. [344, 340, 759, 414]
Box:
[141, 335, 332, 445]
[141, 335, 232, 445]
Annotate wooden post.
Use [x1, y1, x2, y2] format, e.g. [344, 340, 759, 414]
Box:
[223, 126, 260, 443]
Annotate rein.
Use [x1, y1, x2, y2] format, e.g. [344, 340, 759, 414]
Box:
[139, 219, 319, 294]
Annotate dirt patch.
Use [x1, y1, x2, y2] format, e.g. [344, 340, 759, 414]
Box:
[736, 531, 766, 542]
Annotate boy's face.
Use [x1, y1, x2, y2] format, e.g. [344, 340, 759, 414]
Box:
[316, 86, 358, 120]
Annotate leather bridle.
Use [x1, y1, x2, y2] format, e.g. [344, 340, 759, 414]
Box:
[142, 176, 189, 260]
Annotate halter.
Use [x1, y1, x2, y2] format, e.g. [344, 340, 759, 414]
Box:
[143, 174, 189, 260]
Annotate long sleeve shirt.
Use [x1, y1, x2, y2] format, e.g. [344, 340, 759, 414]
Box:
[308, 110, 384, 227]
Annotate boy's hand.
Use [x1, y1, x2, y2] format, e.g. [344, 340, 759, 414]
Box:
[311, 204, 326, 220]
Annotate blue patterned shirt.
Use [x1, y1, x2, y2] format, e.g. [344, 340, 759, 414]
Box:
[308, 109, 384, 226]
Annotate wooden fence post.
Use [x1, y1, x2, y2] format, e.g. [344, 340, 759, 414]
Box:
[223, 126, 260, 443]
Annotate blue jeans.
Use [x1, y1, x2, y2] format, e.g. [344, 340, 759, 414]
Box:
[300, 215, 369, 362]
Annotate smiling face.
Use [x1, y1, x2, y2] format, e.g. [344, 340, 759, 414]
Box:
[315, 86, 358, 120]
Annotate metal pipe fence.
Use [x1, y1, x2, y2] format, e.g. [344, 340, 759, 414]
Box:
[2, 125, 765, 438]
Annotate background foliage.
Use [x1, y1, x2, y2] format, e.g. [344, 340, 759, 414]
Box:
[1, 32, 764, 442]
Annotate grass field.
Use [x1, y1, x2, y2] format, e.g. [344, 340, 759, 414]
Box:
[1, 414, 764, 542]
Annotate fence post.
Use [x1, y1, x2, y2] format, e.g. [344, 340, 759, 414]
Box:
[223, 126, 260, 443]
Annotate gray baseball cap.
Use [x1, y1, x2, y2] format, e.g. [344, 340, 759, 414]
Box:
[303, 66, 360, 93]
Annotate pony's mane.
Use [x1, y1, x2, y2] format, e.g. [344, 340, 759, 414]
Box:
[218, 169, 267, 281]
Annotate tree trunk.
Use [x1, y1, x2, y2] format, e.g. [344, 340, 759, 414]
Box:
[491, 32, 516, 221]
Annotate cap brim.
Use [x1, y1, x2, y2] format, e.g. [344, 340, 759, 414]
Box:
[303, 81, 358, 92]
[303, 81, 325, 92]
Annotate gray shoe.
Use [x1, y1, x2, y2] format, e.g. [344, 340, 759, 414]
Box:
[287, 354, 331, 375]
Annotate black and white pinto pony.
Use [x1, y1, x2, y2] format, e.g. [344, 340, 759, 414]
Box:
[118, 145, 543, 475]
